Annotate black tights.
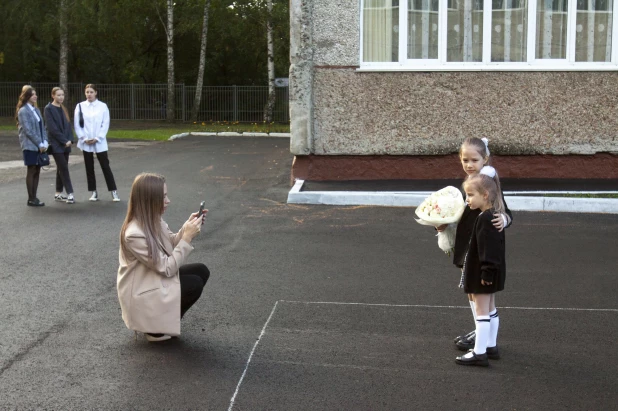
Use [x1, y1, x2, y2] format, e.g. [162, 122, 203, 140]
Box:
[180, 263, 210, 318]
[26, 165, 41, 201]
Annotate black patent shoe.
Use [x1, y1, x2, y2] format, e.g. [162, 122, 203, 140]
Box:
[456, 334, 476, 351]
[486, 346, 500, 360]
[27, 198, 45, 207]
[454, 330, 475, 343]
[455, 351, 489, 367]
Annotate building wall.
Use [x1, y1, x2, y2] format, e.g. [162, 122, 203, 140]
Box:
[290, 0, 618, 179]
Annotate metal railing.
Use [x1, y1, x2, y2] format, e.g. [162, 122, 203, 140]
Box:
[0, 82, 289, 123]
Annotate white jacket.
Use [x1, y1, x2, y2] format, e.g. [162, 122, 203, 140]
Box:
[74, 100, 110, 153]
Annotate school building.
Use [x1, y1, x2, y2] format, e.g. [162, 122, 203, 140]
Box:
[289, 0, 618, 181]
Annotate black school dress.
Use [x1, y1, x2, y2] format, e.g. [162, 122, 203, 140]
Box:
[462, 210, 506, 294]
[453, 187, 513, 269]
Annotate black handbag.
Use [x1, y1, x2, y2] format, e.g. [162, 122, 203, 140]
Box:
[78, 103, 84, 128]
[37, 151, 50, 167]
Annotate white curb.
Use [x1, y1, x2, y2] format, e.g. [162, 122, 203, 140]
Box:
[287, 180, 618, 214]
[168, 131, 290, 140]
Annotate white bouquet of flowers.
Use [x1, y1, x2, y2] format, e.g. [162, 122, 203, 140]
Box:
[415, 186, 466, 255]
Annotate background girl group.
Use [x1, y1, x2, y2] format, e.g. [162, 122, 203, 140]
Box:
[436, 137, 512, 367]
[15, 84, 119, 206]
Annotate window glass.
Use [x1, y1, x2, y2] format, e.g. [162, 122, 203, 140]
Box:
[492, 0, 528, 61]
[575, 0, 613, 61]
[536, 0, 568, 59]
[363, 0, 400, 62]
[408, 0, 440, 58]
[447, 0, 484, 62]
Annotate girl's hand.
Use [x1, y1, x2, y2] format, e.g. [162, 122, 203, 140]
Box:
[491, 213, 505, 232]
[481, 279, 493, 286]
[436, 224, 448, 232]
[39, 147, 46, 153]
[181, 214, 203, 243]
[65, 141, 72, 147]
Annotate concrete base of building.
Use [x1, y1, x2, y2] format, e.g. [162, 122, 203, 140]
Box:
[291, 153, 618, 181]
[287, 179, 618, 214]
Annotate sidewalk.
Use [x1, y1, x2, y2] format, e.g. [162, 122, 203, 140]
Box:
[288, 178, 618, 214]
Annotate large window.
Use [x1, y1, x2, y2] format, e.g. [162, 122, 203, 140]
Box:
[360, 0, 618, 69]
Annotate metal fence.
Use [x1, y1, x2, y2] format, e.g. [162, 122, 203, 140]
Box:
[0, 82, 289, 123]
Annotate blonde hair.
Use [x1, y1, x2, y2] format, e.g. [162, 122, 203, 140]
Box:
[120, 173, 166, 265]
[51, 87, 71, 122]
[464, 173, 505, 214]
[459, 137, 491, 165]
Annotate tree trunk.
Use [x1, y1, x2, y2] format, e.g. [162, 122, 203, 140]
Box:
[190, 0, 211, 123]
[263, 0, 275, 123]
[59, 0, 69, 98]
[166, 0, 175, 122]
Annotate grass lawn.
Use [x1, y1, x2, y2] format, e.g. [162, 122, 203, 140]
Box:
[0, 118, 289, 140]
[107, 122, 289, 141]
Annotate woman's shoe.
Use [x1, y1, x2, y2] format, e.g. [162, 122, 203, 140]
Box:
[66, 194, 75, 204]
[145, 333, 172, 342]
[455, 351, 489, 367]
[111, 190, 120, 202]
[27, 199, 45, 207]
[54, 193, 68, 201]
[89, 191, 99, 201]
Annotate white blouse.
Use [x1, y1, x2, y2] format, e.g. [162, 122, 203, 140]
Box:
[74, 100, 110, 153]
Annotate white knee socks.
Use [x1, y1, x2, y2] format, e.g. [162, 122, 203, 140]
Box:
[488, 309, 499, 348]
[472, 315, 491, 355]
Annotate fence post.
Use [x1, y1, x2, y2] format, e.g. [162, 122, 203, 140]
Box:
[130, 83, 135, 120]
[233, 85, 238, 122]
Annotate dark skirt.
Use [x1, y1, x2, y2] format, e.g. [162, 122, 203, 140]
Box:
[23, 150, 40, 166]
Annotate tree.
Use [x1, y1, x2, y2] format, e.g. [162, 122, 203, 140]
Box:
[190, 0, 211, 123]
[263, 0, 275, 122]
[58, 0, 69, 95]
[156, 0, 176, 122]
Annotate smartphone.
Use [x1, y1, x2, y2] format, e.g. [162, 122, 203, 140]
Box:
[197, 201, 206, 224]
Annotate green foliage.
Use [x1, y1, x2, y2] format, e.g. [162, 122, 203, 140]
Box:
[0, 0, 289, 85]
[108, 121, 290, 140]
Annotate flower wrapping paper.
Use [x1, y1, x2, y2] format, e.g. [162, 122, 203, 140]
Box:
[415, 186, 466, 255]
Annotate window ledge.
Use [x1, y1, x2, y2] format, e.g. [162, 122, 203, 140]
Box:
[357, 63, 618, 72]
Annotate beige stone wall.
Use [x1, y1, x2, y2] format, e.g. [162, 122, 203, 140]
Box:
[290, 1, 618, 156]
[313, 69, 618, 155]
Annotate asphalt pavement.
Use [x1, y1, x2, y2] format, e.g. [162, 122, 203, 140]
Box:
[0, 135, 617, 410]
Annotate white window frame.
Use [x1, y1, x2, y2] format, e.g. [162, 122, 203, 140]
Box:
[359, 0, 618, 70]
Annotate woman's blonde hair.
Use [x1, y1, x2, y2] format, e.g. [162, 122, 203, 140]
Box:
[51, 87, 71, 122]
[464, 173, 505, 214]
[14, 85, 36, 126]
[120, 173, 166, 265]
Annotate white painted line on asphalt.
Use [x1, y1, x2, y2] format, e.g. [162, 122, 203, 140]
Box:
[287, 180, 618, 214]
[228, 301, 280, 411]
[279, 300, 618, 312]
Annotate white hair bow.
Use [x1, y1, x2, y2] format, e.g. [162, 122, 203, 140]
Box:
[480, 165, 496, 178]
[481, 137, 490, 156]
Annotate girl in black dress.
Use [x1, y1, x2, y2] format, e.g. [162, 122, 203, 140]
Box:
[438, 138, 512, 351]
[455, 173, 507, 367]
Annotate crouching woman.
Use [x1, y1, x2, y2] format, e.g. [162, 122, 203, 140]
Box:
[117, 173, 209, 342]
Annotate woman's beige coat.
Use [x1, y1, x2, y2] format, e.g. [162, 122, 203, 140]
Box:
[117, 219, 193, 336]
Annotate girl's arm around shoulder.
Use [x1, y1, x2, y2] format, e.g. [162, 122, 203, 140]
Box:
[501, 191, 513, 227]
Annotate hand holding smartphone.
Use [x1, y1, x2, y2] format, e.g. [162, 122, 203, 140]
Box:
[197, 201, 207, 225]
